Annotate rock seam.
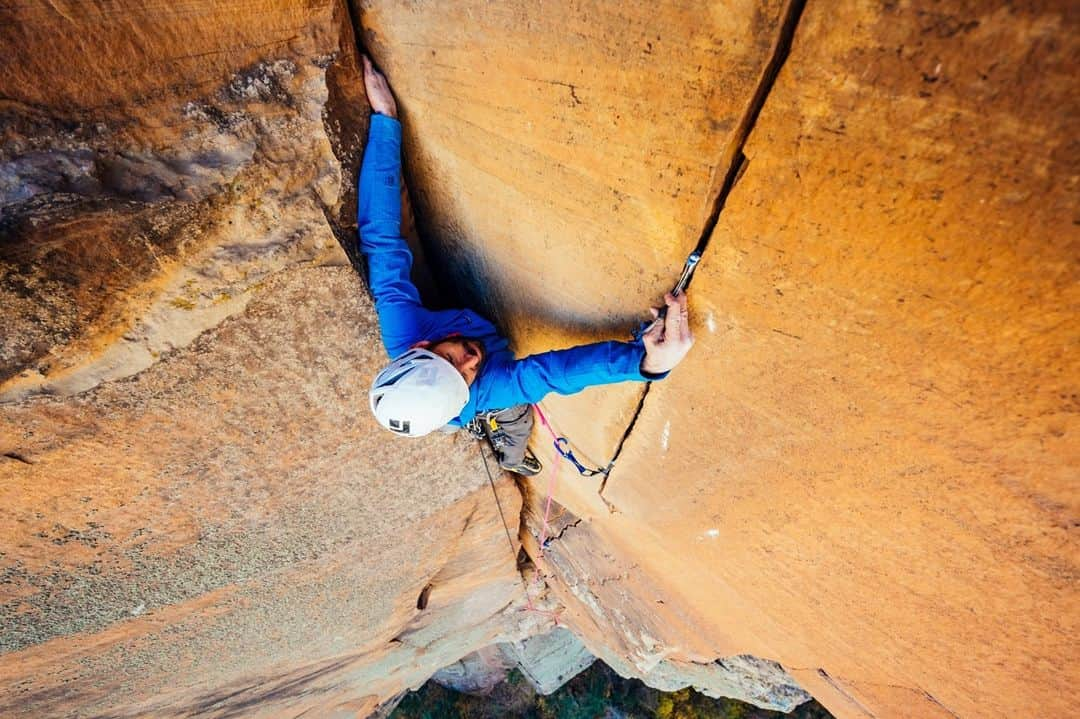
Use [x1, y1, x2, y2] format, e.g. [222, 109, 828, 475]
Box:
[598, 0, 809, 508]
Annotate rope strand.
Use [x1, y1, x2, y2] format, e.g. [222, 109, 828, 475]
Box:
[478, 440, 519, 559]
[477, 434, 562, 625]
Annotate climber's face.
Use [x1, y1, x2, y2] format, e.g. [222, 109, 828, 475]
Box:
[413, 337, 484, 386]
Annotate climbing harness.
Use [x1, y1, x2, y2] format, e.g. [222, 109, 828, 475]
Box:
[473, 404, 606, 478]
[464, 410, 517, 447]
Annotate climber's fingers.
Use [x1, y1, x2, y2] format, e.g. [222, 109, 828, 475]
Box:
[362, 55, 379, 84]
[674, 292, 692, 342]
[663, 292, 683, 340]
[641, 293, 695, 374]
[362, 54, 398, 118]
[643, 310, 665, 347]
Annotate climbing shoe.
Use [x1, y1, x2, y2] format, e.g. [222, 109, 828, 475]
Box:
[501, 450, 543, 477]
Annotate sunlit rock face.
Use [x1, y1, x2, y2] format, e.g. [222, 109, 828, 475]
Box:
[363, 0, 1078, 718]
[433, 627, 808, 711]
[434, 627, 598, 698]
[2, 1, 1077, 718]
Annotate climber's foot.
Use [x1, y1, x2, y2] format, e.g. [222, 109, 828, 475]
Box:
[363, 55, 398, 118]
[501, 449, 543, 477]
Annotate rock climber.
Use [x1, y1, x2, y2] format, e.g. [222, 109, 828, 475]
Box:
[359, 56, 694, 476]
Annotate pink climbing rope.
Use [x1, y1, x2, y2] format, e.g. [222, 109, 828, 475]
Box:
[532, 403, 561, 554]
[519, 402, 566, 625]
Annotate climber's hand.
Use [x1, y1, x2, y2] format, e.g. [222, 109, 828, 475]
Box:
[641, 292, 695, 375]
[363, 55, 398, 119]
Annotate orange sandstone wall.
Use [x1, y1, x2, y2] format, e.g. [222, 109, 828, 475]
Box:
[0, 268, 540, 717]
[606, 3, 1078, 716]
[0, 0, 362, 401]
[361, 0, 1078, 717]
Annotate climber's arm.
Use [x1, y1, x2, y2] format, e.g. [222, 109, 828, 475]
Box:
[484, 293, 694, 406]
[358, 59, 437, 356]
[358, 114, 435, 355]
[484, 340, 665, 408]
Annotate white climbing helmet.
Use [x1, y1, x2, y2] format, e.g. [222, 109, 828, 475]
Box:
[369, 348, 469, 437]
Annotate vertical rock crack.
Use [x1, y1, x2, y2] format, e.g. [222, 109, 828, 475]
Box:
[598, 0, 809, 505]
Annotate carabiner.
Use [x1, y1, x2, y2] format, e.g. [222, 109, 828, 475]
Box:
[553, 437, 608, 477]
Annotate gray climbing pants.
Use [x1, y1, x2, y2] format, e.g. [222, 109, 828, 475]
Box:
[475, 404, 535, 468]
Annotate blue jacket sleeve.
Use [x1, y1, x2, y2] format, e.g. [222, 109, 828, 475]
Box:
[358, 114, 437, 357]
[481, 340, 669, 408]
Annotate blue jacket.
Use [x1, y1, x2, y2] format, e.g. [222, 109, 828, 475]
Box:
[358, 114, 665, 426]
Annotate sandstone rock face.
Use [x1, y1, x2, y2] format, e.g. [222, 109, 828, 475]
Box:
[0, 0, 361, 402]
[527, 499, 811, 712]
[503, 627, 597, 696]
[593, 3, 1079, 717]
[362, 0, 1078, 717]
[1, 1, 1077, 719]
[361, 0, 788, 471]
[433, 644, 514, 695]
[0, 267, 547, 718]
[433, 627, 597, 696]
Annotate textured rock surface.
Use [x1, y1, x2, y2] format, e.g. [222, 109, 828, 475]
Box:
[1, 1, 1077, 718]
[0, 268, 547, 717]
[433, 627, 596, 697]
[361, 0, 1078, 717]
[0, 0, 362, 402]
[360, 0, 787, 474]
[595, 2, 1078, 717]
[527, 501, 810, 712]
[512, 2, 1077, 719]
[0, 3, 550, 717]
[503, 627, 597, 696]
[433, 644, 513, 695]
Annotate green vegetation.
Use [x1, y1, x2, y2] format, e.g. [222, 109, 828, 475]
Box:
[390, 662, 835, 719]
